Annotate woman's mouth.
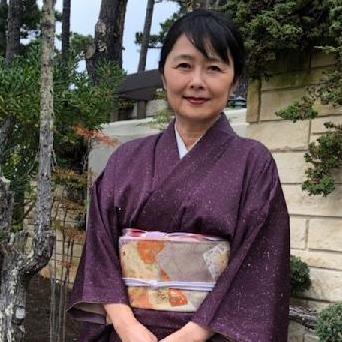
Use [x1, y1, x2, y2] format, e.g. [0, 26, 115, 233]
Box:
[184, 96, 209, 105]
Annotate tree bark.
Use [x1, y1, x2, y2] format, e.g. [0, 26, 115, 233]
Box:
[29, 0, 55, 277]
[136, 0, 155, 119]
[61, 0, 71, 64]
[0, 0, 56, 339]
[6, 0, 21, 63]
[112, 0, 127, 68]
[0, 0, 7, 56]
[137, 0, 155, 72]
[0, 117, 13, 168]
[87, 0, 128, 83]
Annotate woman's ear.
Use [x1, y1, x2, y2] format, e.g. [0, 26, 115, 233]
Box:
[161, 74, 166, 90]
[230, 80, 238, 96]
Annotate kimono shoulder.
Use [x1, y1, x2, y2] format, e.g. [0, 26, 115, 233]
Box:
[111, 133, 161, 170]
[234, 135, 274, 172]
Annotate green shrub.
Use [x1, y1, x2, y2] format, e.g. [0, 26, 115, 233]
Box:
[315, 303, 342, 342]
[302, 122, 342, 196]
[149, 108, 173, 130]
[0, 43, 124, 228]
[290, 255, 311, 296]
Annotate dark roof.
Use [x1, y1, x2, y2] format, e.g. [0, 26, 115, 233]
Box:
[118, 69, 163, 101]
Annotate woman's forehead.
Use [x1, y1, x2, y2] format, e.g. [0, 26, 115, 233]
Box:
[169, 34, 228, 62]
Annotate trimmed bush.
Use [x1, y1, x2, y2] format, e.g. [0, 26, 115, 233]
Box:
[315, 303, 342, 342]
[290, 255, 311, 296]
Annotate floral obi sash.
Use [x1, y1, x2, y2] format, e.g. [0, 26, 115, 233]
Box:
[119, 229, 230, 312]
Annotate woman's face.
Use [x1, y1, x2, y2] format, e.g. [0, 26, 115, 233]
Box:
[162, 34, 235, 124]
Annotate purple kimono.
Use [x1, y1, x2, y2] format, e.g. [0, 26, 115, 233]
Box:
[68, 114, 290, 342]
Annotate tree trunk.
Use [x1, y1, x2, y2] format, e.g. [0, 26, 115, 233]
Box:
[137, 0, 155, 72]
[6, 0, 21, 63]
[137, 0, 155, 119]
[0, 231, 30, 341]
[0, 0, 7, 57]
[0, 0, 56, 339]
[0, 117, 13, 293]
[112, 0, 127, 68]
[61, 0, 71, 64]
[87, 0, 128, 83]
[0, 117, 13, 168]
[30, 0, 55, 276]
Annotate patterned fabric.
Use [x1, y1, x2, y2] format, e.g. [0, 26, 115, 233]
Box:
[119, 229, 230, 312]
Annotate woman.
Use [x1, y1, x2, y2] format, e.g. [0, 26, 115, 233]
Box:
[68, 9, 290, 342]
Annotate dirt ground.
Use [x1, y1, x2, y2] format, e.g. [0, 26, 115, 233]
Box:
[25, 275, 81, 341]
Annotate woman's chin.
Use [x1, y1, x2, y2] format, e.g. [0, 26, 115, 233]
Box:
[175, 111, 222, 124]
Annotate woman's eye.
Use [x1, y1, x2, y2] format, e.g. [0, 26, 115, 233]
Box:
[208, 65, 221, 72]
[177, 63, 191, 70]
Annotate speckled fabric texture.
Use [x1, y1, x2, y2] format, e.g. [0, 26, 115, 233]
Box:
[68, 114, 290, 341]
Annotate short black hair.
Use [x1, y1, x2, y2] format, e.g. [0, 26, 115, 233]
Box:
[158, 9, 245, 83]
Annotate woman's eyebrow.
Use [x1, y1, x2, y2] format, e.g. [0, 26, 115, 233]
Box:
[172, 54, 224, 64]
[206, 56, 224, 63]
[172, 54, 194, 62]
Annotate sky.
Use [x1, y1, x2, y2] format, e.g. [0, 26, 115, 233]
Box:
[50, 0, 179, 73]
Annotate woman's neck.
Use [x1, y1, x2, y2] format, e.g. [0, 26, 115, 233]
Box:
[175, 115, 221, 150]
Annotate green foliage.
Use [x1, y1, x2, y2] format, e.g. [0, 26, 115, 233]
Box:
[225, 0, 332, 77]
[135, 0, 203, 48]
[135, 31, 164, 48]
[0, 43, 124, 227]
[0, 48, 41, 209]
[149, 108, 173, 130]
[276, 94, 318, 122]
[302, 122, 342, 196]
[153, 88, 166, 100]
[22, 0, 41, 36]
[136, 10, 183, 48]
[59, 32, 94, 61]
[315, 304, 342, 342]
[0, 0, 41, 57]
[52, 37, 124, 171]
[316, 47, 342, 107]
[54, 167, 88, 206]
[290, 255, 311, 296]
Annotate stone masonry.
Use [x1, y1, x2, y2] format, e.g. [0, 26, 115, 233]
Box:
[247, 50, 342, 341]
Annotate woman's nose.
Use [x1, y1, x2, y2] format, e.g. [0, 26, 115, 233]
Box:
[189, 68, 205, 89]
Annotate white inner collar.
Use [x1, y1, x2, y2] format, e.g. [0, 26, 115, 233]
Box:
[174, 124, 204, 159]
[174, 124, 189, 159]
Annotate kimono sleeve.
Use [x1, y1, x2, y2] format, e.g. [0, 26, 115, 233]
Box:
[67, 152, 129, 325]
[191, 156, 290, 342]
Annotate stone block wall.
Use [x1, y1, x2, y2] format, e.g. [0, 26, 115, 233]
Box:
[129, 99, 169, 119]
[24, 187, 85, 286]
[246, 51, 342, 340]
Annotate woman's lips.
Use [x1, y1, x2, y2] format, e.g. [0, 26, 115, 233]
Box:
[184, 96, 209, 105]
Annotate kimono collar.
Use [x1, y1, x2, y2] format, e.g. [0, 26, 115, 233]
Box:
[152, 113, 236, 190]
[169, 113, 235, 148]
[137, 112, 237, 230]
[174, 125, 189, 159]
[174, 115, 223, 159]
